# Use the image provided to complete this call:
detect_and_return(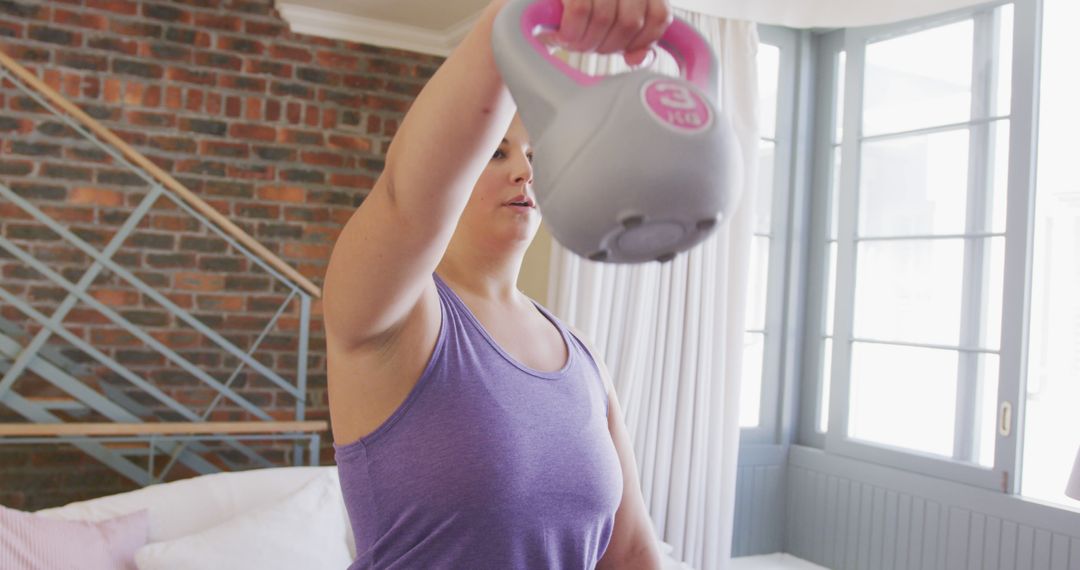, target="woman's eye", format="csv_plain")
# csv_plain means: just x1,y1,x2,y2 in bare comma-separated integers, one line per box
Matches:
492,149,506,160
527,154,534,163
